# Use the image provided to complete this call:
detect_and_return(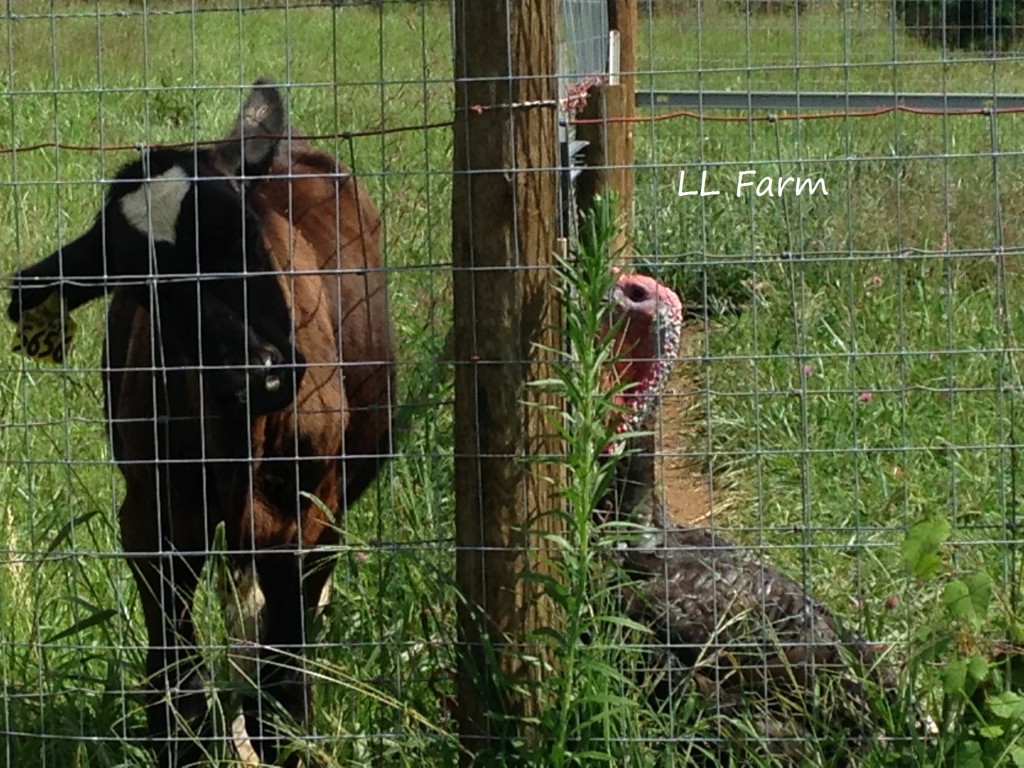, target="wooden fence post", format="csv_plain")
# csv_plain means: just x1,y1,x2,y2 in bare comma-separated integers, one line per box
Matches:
451,0,565,761
575,0,637,257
